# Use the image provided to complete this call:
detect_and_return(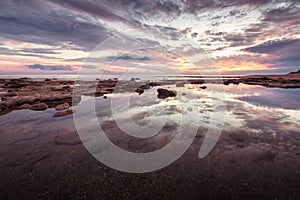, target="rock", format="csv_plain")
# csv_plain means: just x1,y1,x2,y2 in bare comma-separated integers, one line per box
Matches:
2,93,17,99
45,79,52,81
223,81,230,85
200,86,207,89
190,80,205,84
261,77,270,81
157,88,177,99
15,96,37,105
130,78,140,81
3,96,36,108
19,77,31,80
289,69,300,75
4,82,27,88
19,103,31,109
38,93,72,102
30,103,48,111
134,84,151,95
176,82,185,87
0,102,5,111
139,84,151,90
148,82,161,87
55,102,70,111
53,109,75,117
108,78,118,81
103,96,108,99
134,88,144,95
